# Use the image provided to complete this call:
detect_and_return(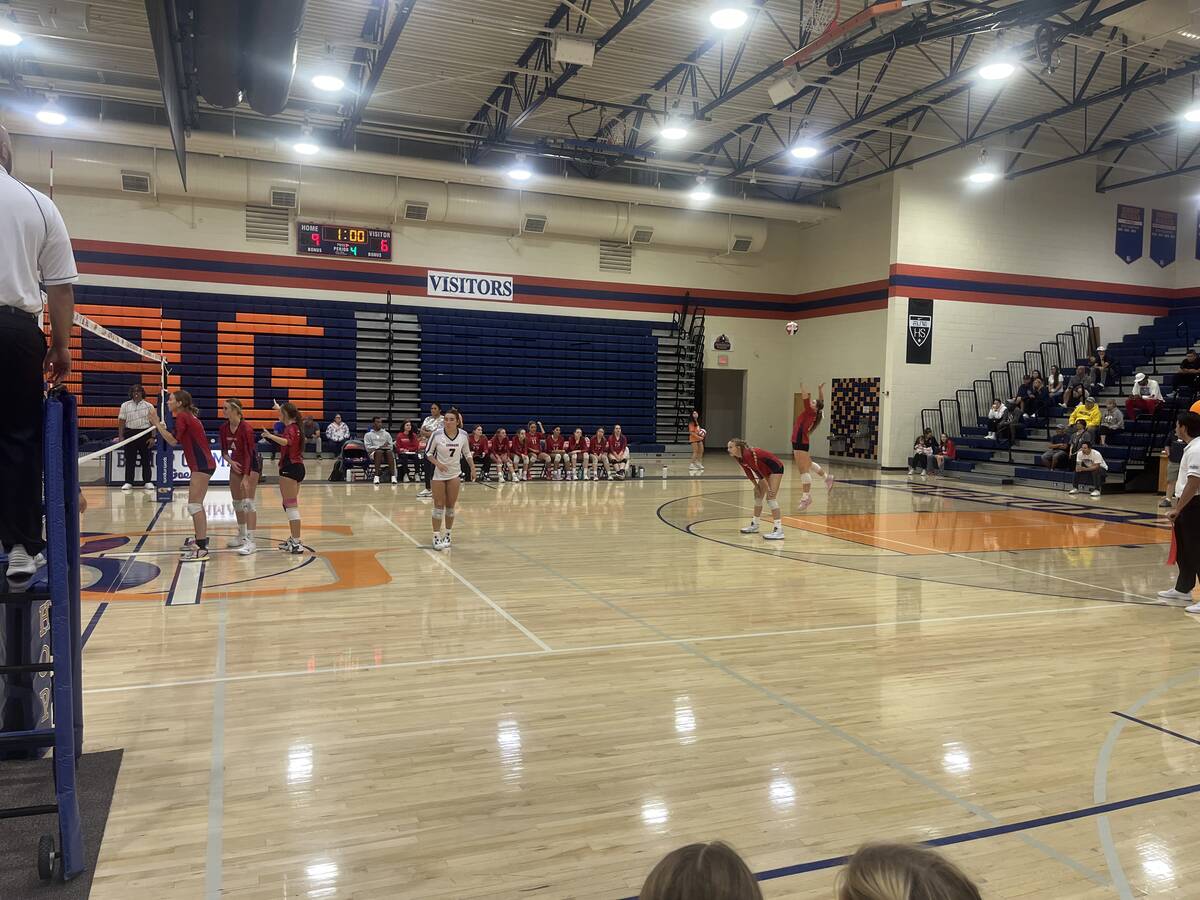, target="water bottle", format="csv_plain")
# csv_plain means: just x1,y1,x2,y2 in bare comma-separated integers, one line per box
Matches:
661,463,668,479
